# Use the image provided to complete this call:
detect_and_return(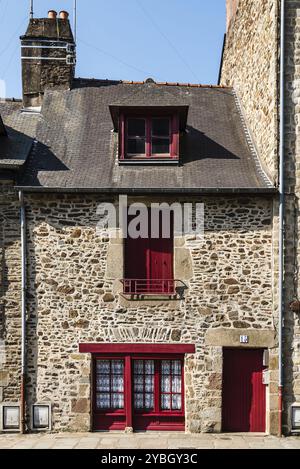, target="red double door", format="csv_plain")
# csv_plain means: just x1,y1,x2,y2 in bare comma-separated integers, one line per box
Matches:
92,356,185,432
222,348,267,432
